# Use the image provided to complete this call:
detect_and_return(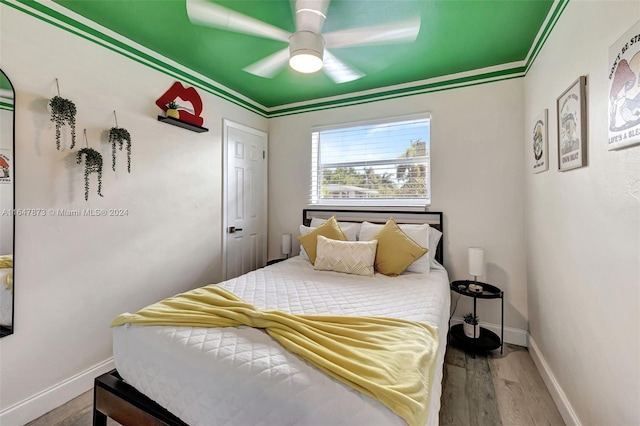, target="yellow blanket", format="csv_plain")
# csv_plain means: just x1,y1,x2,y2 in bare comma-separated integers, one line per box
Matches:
0,255,12,291
111,285,439,426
